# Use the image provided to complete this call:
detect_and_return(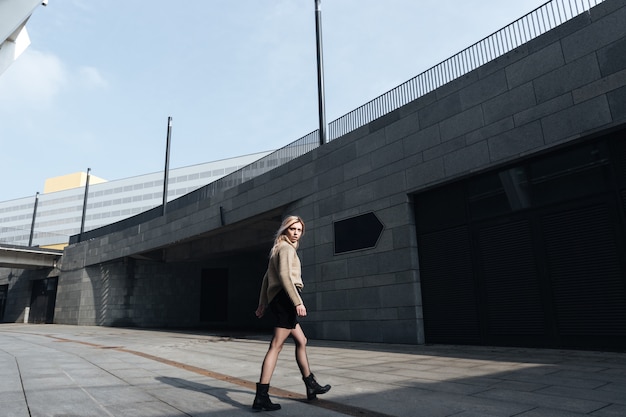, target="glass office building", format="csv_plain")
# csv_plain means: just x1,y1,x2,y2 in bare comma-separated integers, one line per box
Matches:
0,151,271,248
